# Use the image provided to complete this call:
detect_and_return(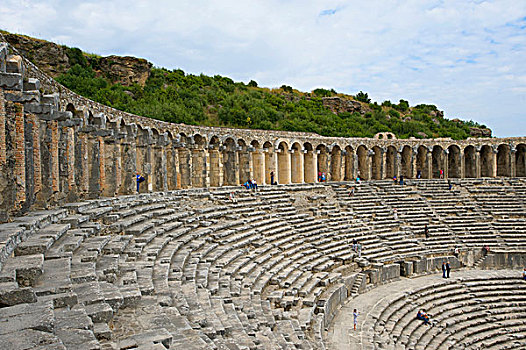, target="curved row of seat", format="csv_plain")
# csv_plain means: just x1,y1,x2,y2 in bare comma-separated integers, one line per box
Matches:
0,178,525,349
